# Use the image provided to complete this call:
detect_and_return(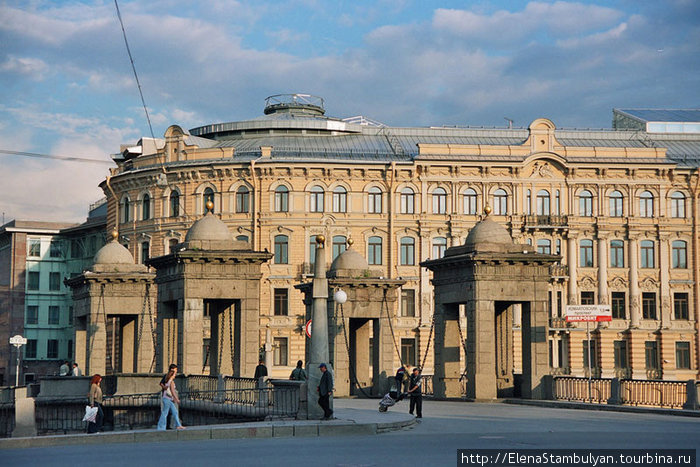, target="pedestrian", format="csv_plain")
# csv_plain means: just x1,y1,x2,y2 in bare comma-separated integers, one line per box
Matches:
317,363,333,420
254,359,268,380
394,365,407,394
87,374,104,433
72,362,82,377
59,361,70,377
290,360,307,381
408,367,423,418
157,363,185,431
